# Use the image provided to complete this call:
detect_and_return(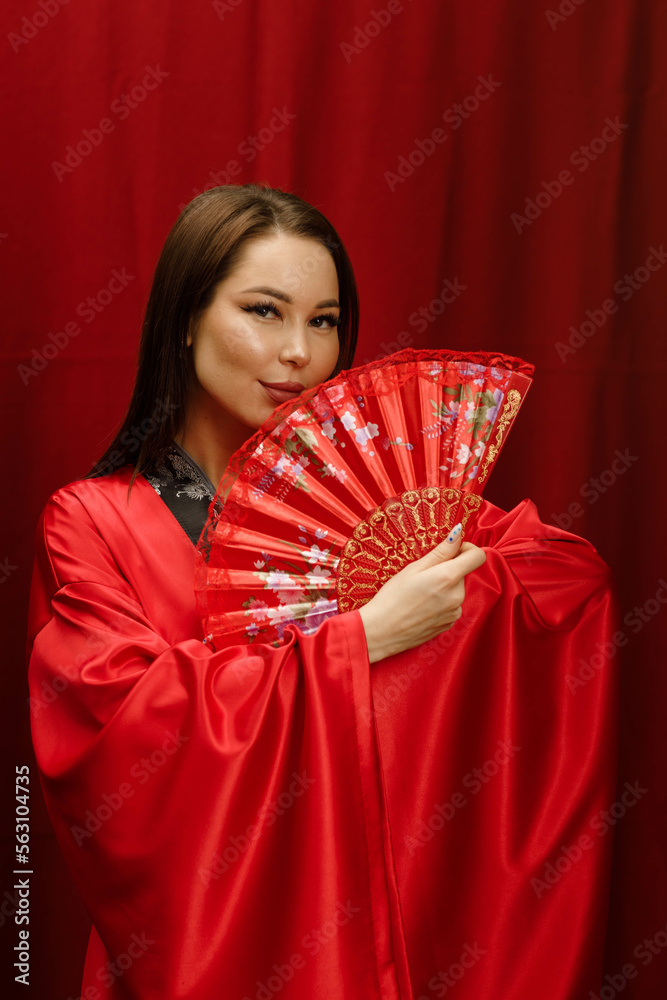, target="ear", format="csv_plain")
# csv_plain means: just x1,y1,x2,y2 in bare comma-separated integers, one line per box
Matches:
186,320,194,348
